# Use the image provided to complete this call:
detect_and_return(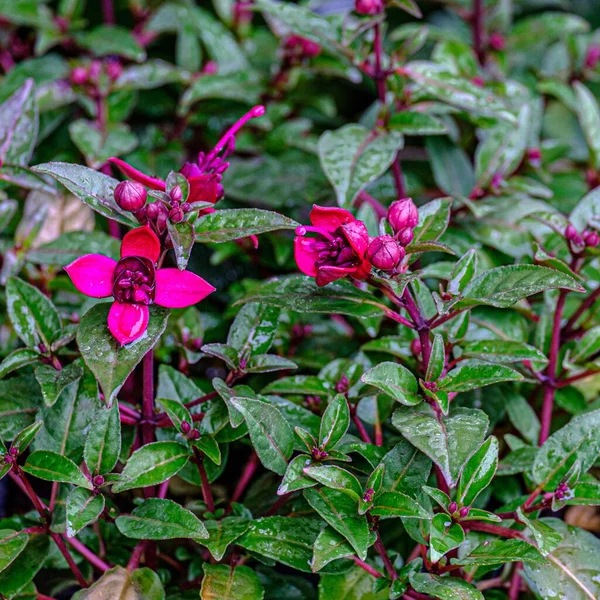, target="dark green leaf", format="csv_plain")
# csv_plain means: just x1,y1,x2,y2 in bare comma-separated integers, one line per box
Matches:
452,538,545,566
34,361,83,407
429,513,465,563
84,402,121,476
66,487,105,537
0,535,49,598
457,436,498,506
439,360,523,392
200,564,264,600
361,362,420,405
201,518,251,561
409,573,483,600
0,530,28,574
370,491,429,519
319,394,350,451
23,450,91,489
